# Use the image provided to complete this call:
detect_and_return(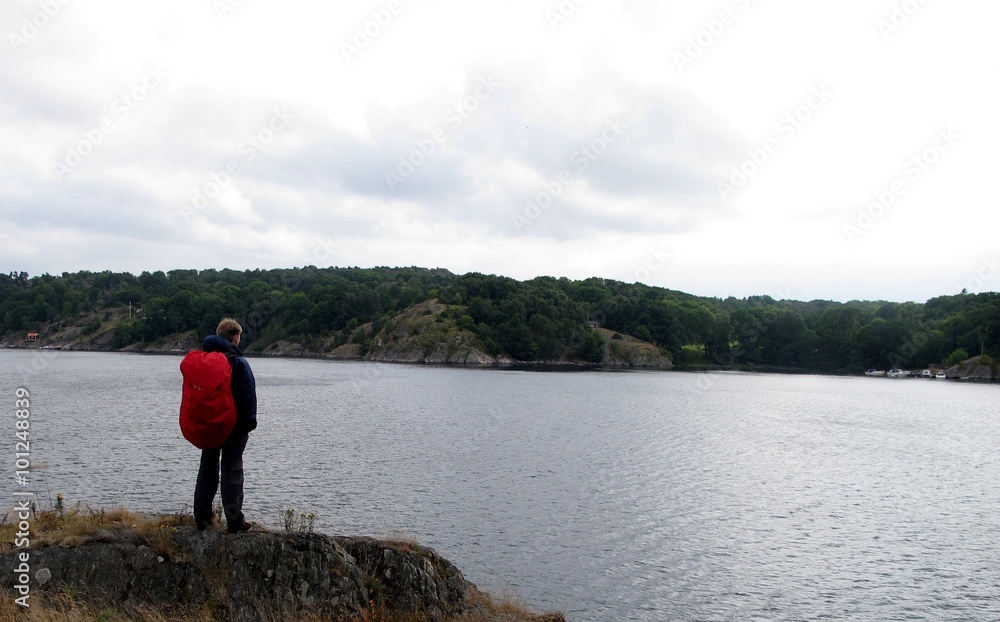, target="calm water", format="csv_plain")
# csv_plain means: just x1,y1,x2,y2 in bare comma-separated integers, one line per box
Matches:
3,350,1000,621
